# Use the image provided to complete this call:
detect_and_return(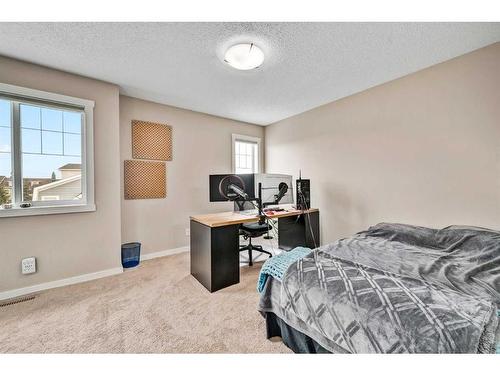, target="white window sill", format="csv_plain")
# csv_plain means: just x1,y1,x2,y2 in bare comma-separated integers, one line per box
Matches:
0,203,96,218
